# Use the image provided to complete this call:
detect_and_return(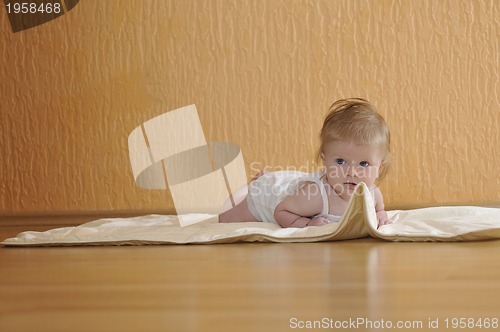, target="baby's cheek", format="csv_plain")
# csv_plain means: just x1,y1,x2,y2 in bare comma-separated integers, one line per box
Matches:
362,166,379,183
325,165,341,180
369,166,380,178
